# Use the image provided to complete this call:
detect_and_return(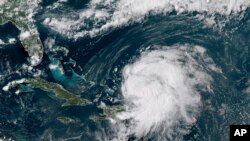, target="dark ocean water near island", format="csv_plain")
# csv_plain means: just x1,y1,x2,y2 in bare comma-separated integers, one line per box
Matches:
0,0,250,141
